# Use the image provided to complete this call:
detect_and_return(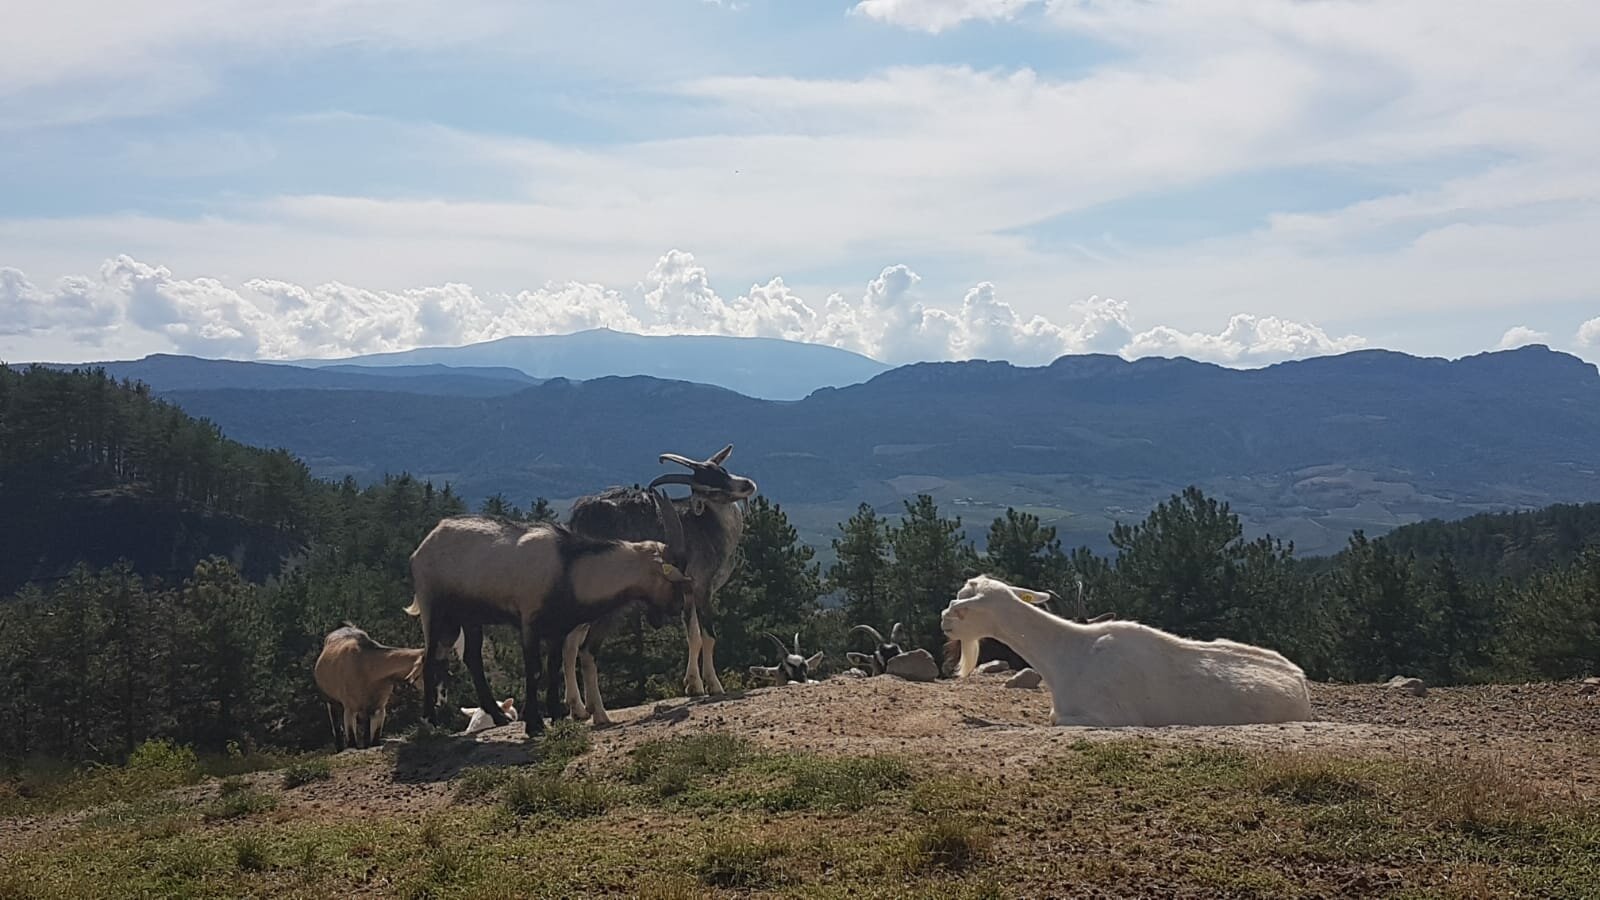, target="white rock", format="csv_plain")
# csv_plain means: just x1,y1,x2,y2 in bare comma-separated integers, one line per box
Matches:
976,660,1011,675
1005,668,1042,689
885,648,940,683
1578,677,1599,695
1385,675,1427,697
